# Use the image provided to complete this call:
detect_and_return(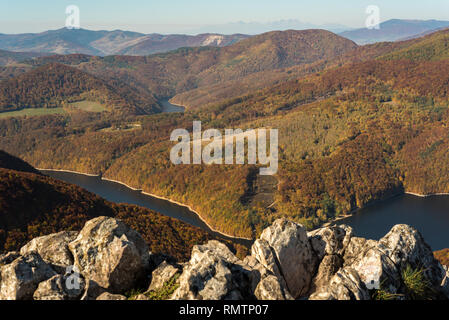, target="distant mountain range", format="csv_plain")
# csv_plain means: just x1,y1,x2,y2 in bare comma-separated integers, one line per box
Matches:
340,19,449,44
0,28,250,56
1,19,448,57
